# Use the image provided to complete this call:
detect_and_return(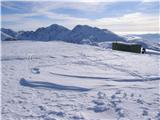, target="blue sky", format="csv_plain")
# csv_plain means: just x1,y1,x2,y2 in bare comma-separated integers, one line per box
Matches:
1,0,159,34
